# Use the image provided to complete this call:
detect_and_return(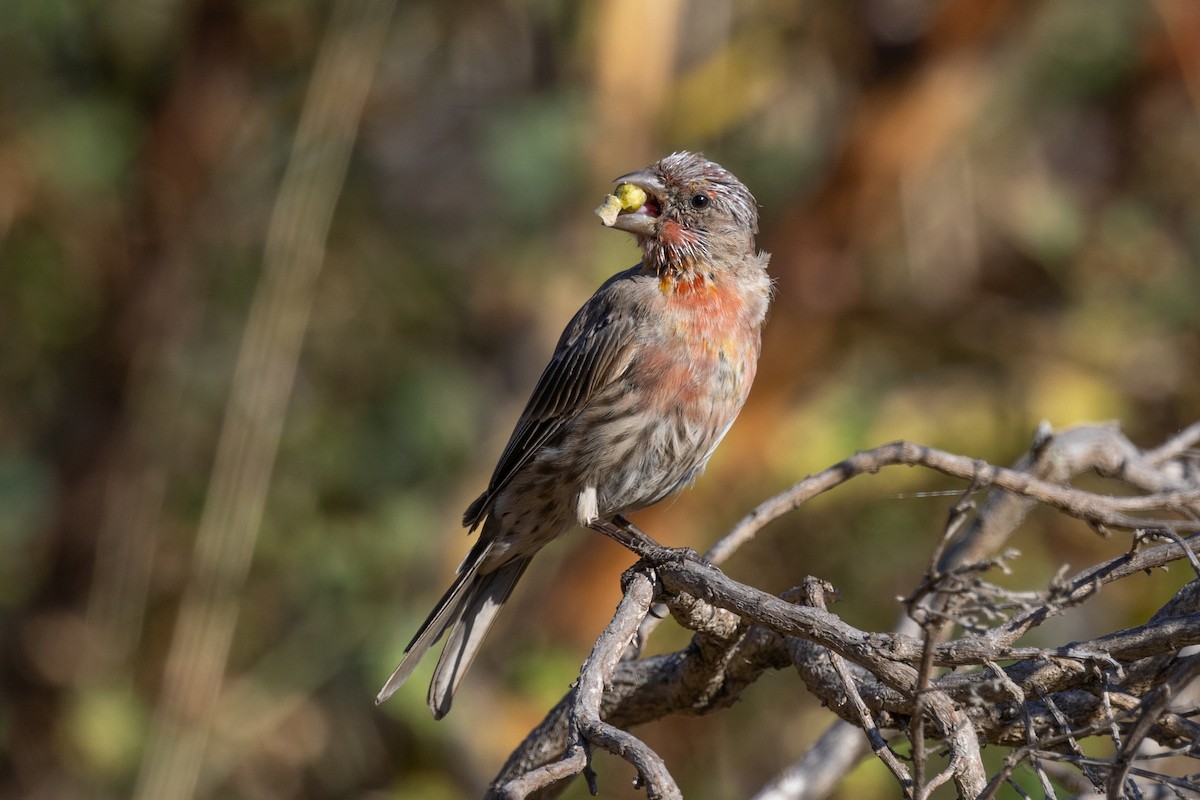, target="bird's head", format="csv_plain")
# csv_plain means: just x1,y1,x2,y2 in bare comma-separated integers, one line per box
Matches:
602,151,759,274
